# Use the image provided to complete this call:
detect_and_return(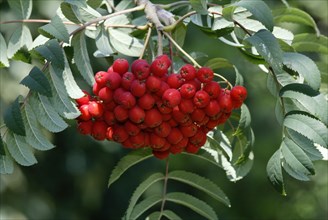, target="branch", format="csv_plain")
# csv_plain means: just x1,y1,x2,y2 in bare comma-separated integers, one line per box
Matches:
139,25,153,59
